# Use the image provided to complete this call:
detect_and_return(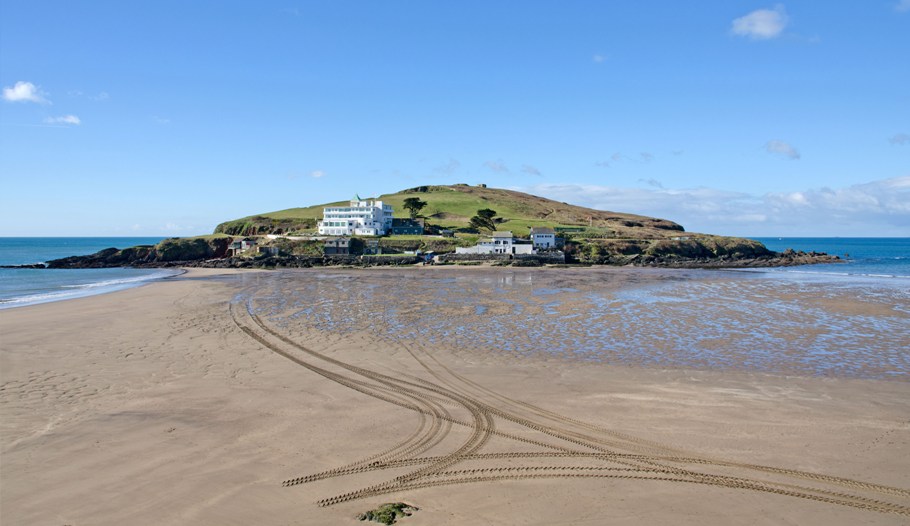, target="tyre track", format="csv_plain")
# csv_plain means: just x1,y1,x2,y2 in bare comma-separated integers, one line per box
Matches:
229,290,910,517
